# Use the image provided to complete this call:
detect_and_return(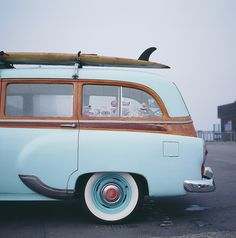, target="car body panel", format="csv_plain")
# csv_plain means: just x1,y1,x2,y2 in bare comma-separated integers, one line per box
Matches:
68,130,204,196
0,127,78,195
